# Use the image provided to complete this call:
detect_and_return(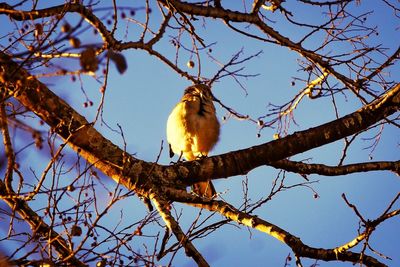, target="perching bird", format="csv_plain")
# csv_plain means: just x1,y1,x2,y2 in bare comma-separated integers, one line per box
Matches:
166,84,220,198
